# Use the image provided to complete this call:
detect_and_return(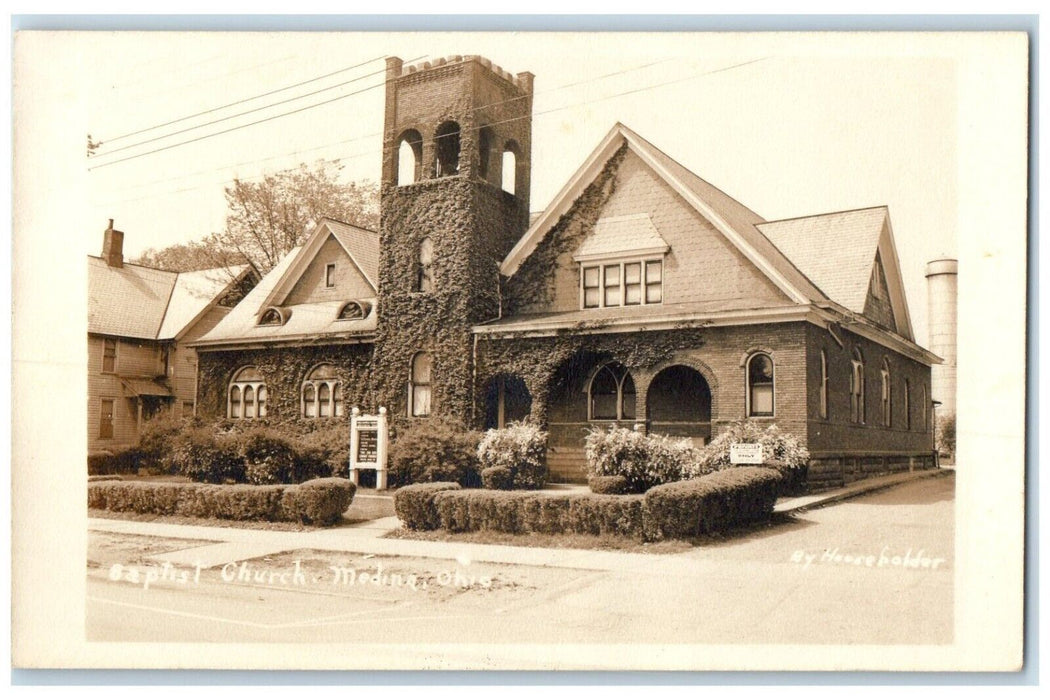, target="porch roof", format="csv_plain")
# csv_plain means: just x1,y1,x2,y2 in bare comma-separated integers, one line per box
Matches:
119,377,174,398
473,299,803,336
